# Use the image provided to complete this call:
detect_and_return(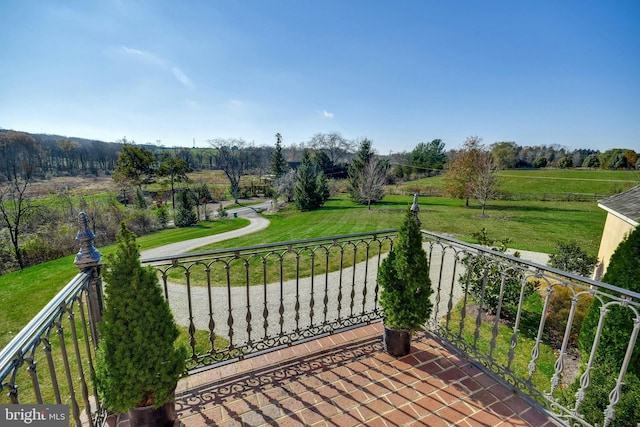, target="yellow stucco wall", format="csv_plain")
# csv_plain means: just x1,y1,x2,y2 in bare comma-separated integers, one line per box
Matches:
596,212,635,277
